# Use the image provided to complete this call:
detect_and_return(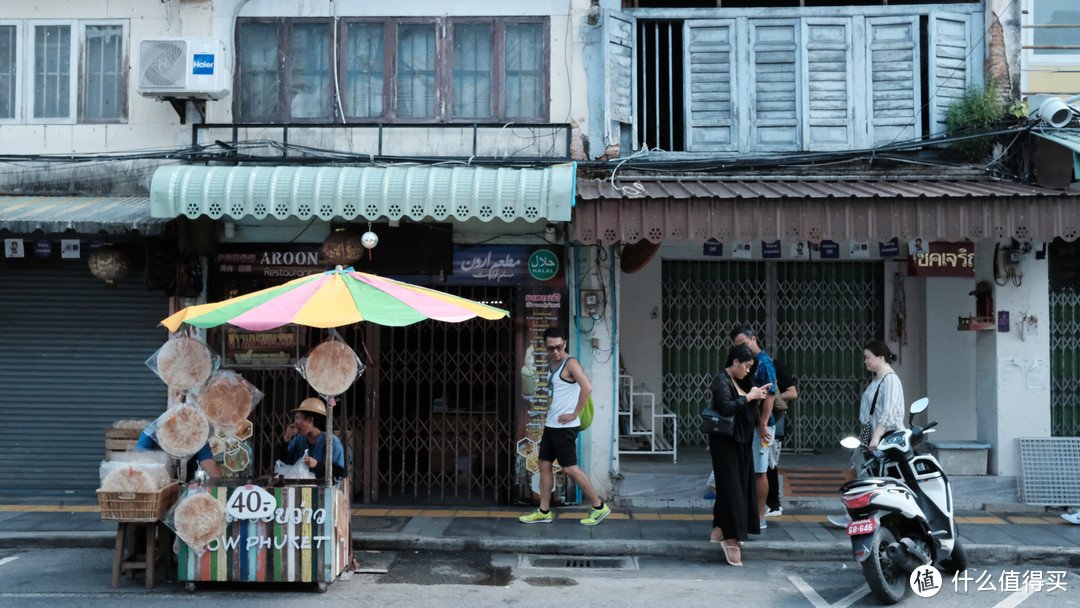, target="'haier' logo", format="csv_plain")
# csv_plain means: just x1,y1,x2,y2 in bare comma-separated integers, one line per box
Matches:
192,54,214,75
